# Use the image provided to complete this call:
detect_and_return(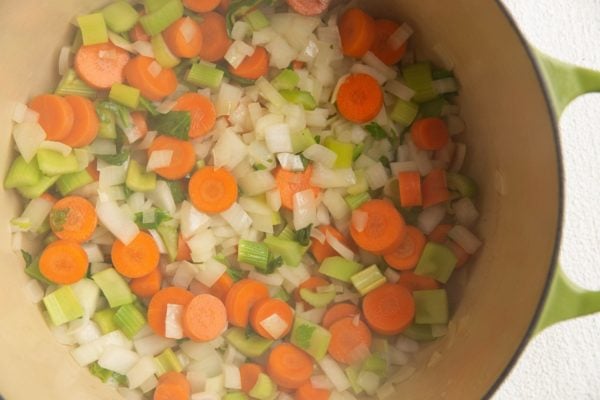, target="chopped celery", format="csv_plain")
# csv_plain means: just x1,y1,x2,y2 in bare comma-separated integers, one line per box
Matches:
271,69,299,91
157,219,178,262
96,103,118,139
102,1,139,33
135,208,172,229
151,33,181,68
249,373,276,400
347,170,369,195
319,256,363,283
17,175,60,199
225,327,274,358
447,172,478,198
92,268,135,308
140,0,184,36
186,62,224,88
402,62,438,103
114,303,147,338
56,168,94,196
290,317,331,361
154,348,183,375
351,265,386,296
414,242,457,283
361,354,388,378
419,97,448,118
126,160,157,192
77,13,108,45
43,286,85,326
145,0,171,12
299,288,336,308
36,149,80,176
413,289,449,324
92,308,118,335
272,288,291,302
352,143,364,161
109,83,140,109
4,156,42,189
345,192,371,210
325,137,354,169
224,393,249,400
139,97,159,117
237,239,270,271
55,69,96,98
276,225,295,241
89,362,114,382
263,235,308,267
390,98,419,126
244,9,270,30
279,89,317,110
402,324,437,341
290,128,316,153
345,365,364,395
